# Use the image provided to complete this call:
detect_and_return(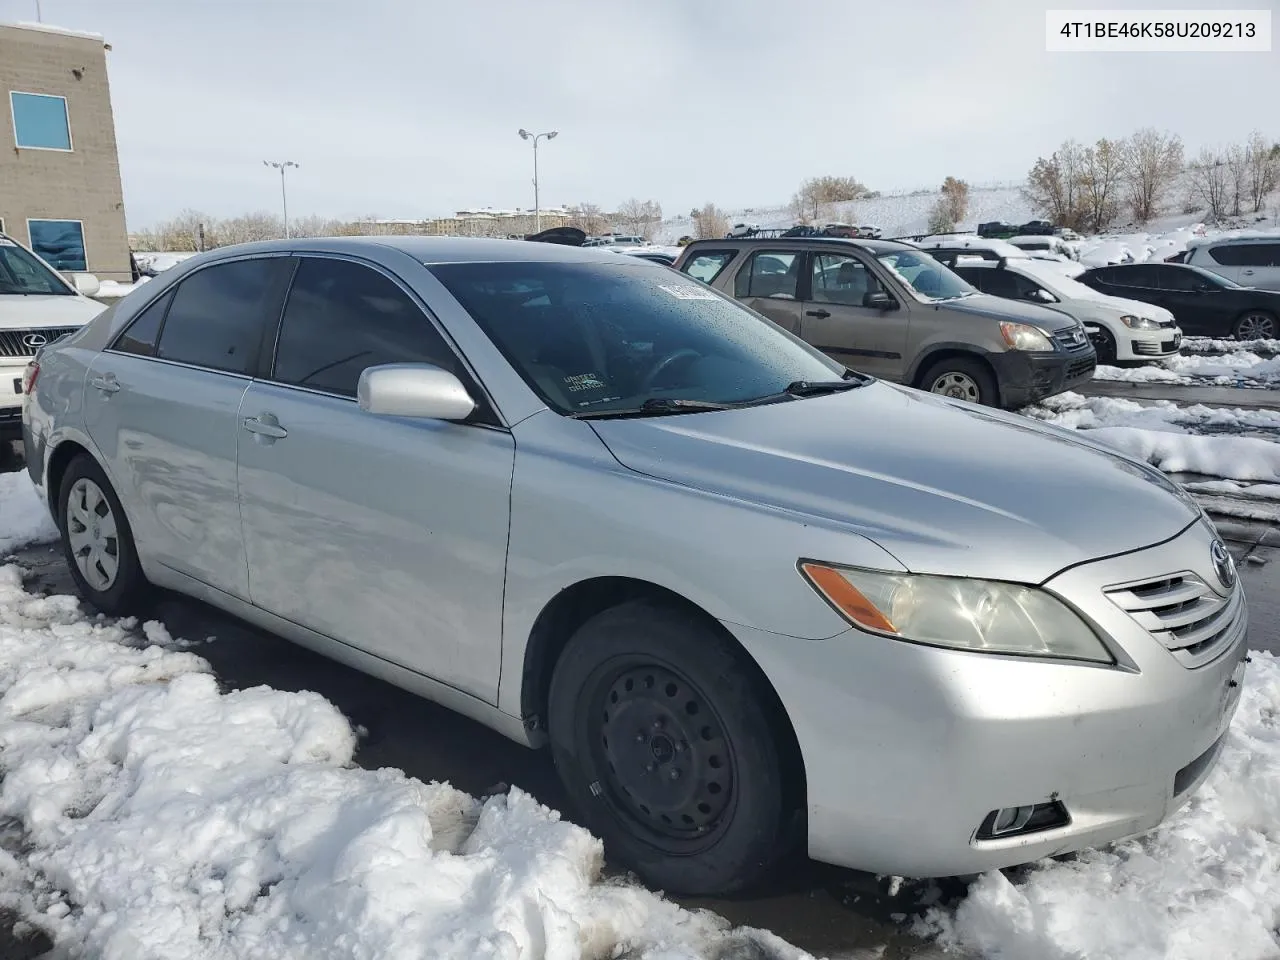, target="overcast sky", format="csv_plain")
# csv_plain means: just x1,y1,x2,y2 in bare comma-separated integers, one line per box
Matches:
3,0,1276,229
